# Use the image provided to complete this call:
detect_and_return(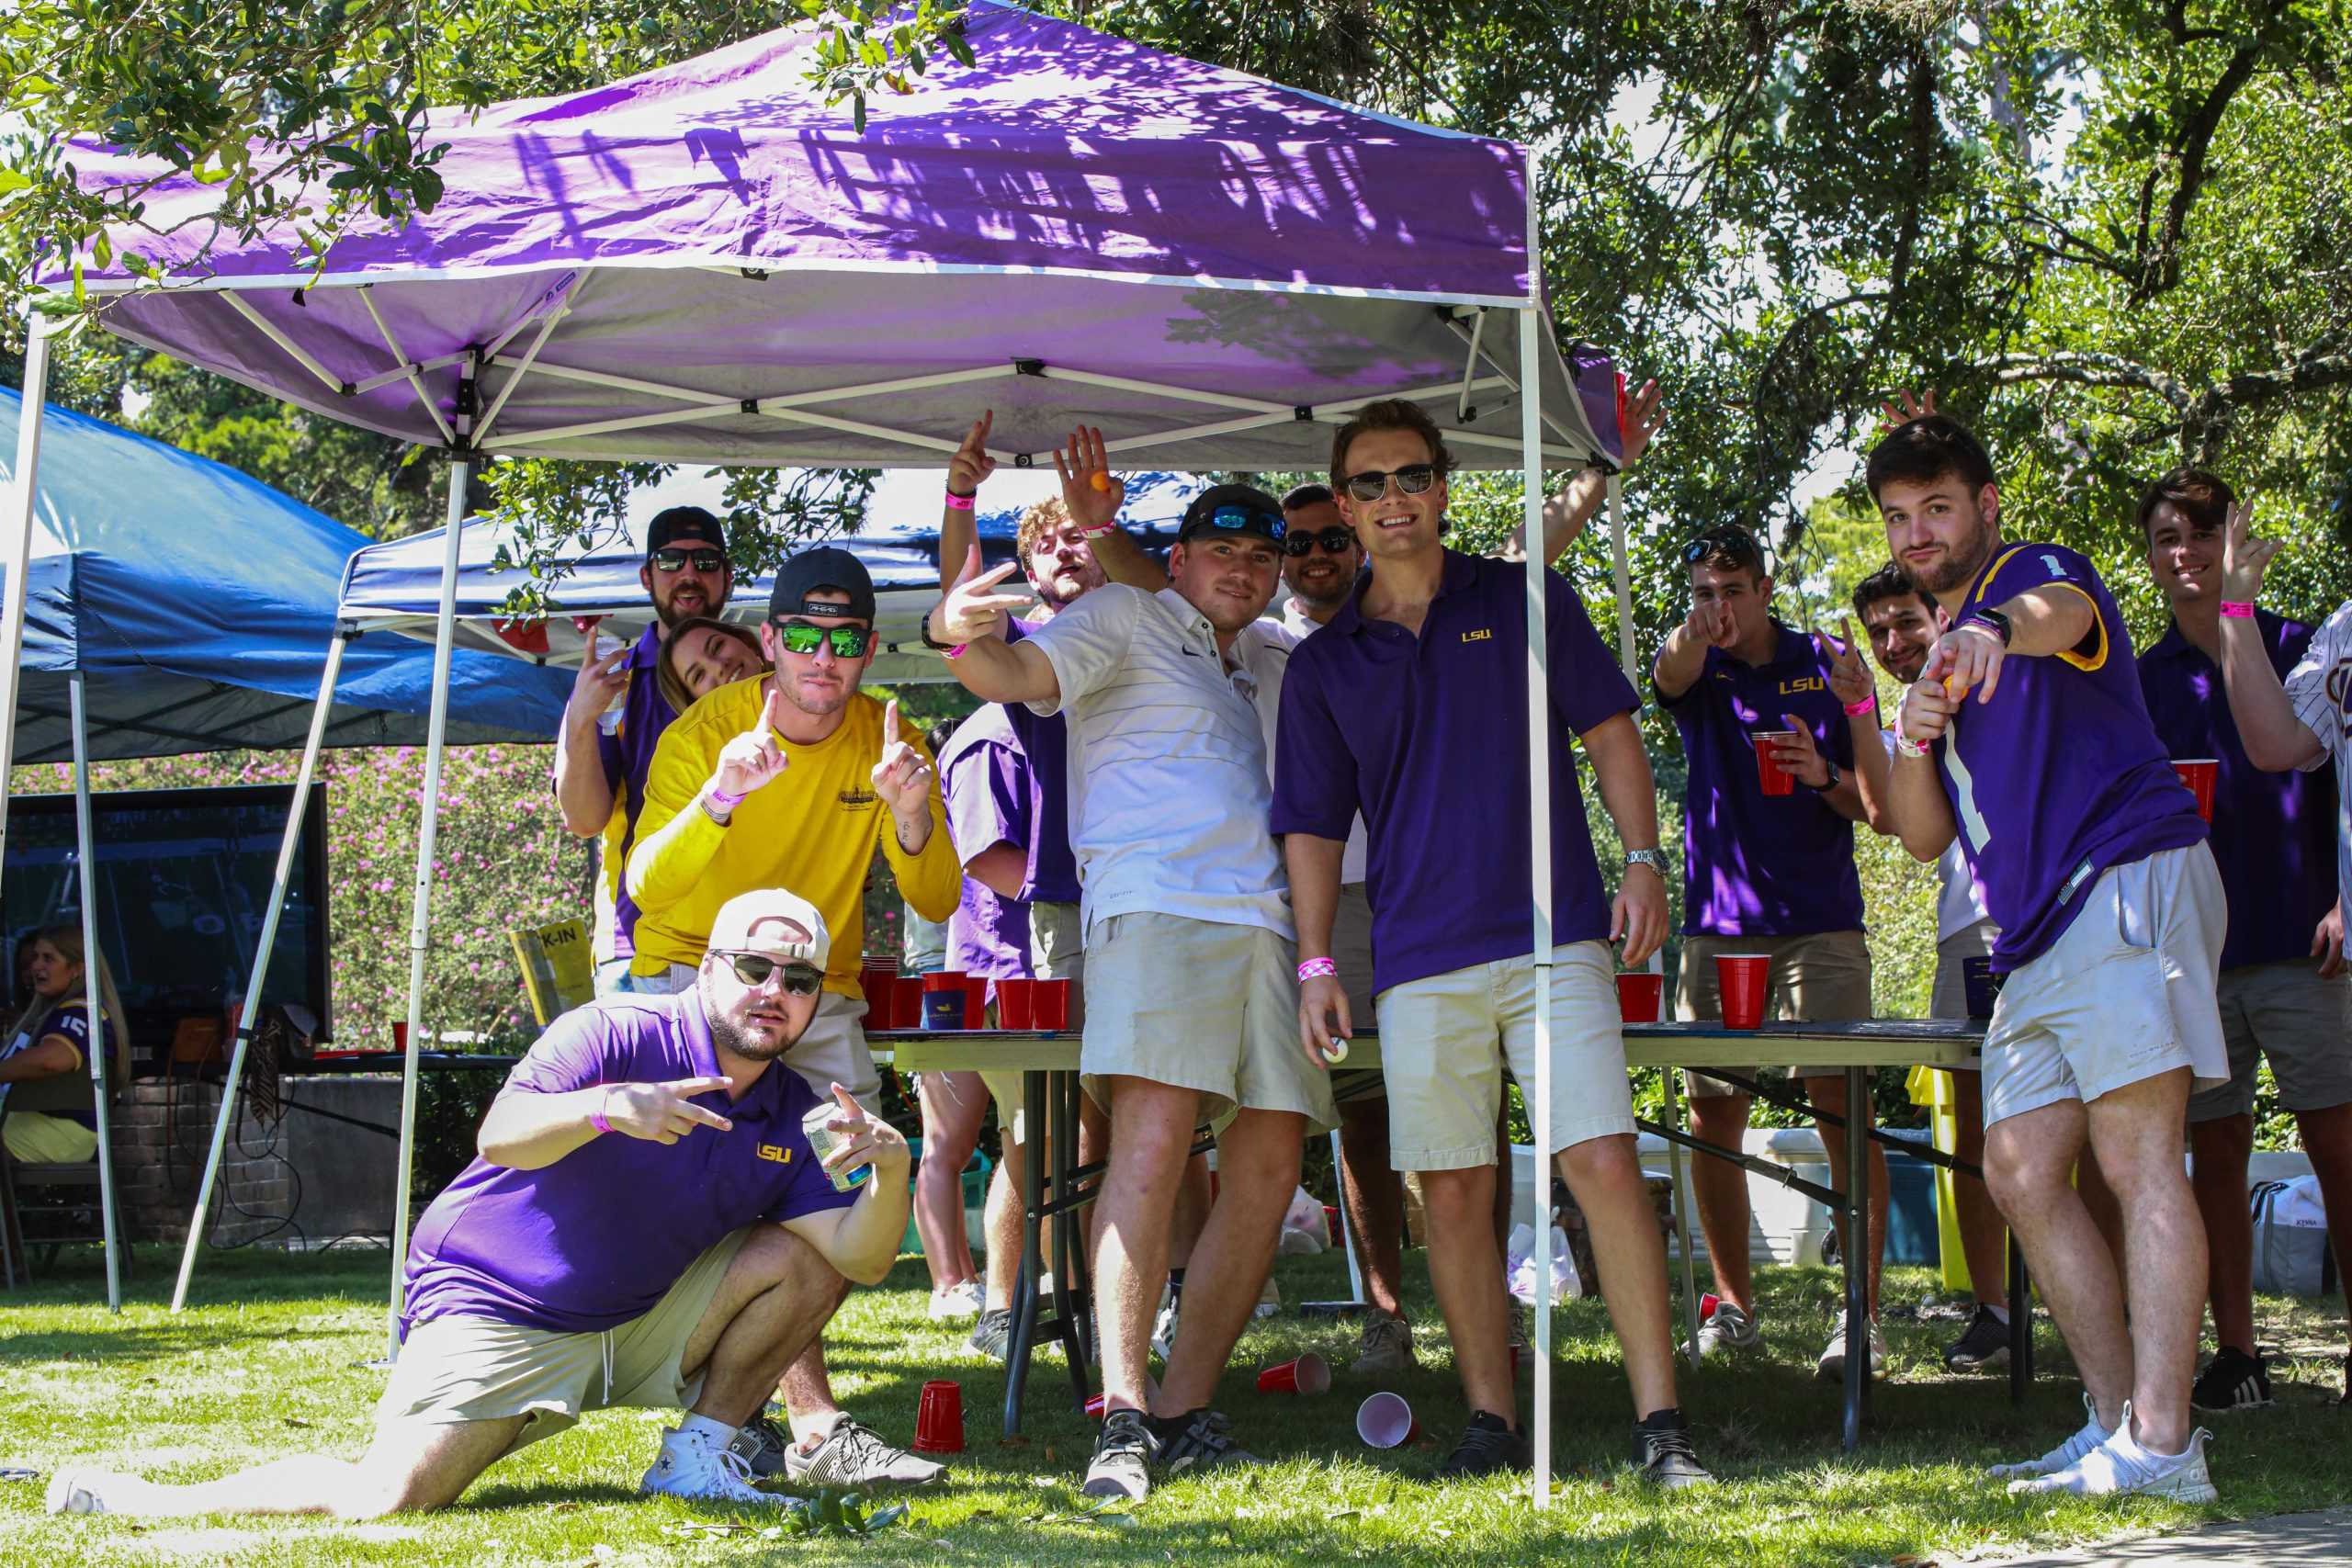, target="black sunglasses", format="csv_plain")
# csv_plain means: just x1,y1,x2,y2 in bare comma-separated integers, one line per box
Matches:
775,622,874,659
711,950,825,994
1681,529,1768,570
1193,505,1285,540
651,547,727,574
1340,463,1438,503
1283,525,1357,558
